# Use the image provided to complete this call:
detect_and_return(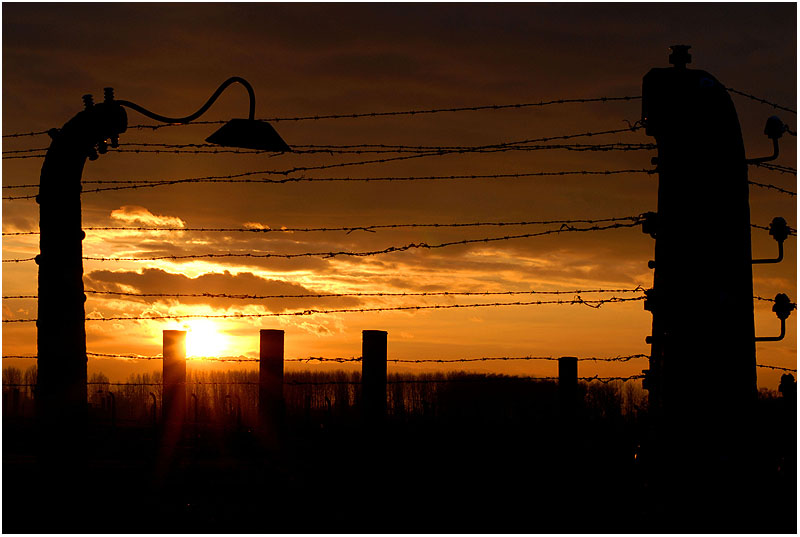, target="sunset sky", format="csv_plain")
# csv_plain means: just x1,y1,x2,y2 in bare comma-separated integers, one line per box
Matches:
2,3,796,387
